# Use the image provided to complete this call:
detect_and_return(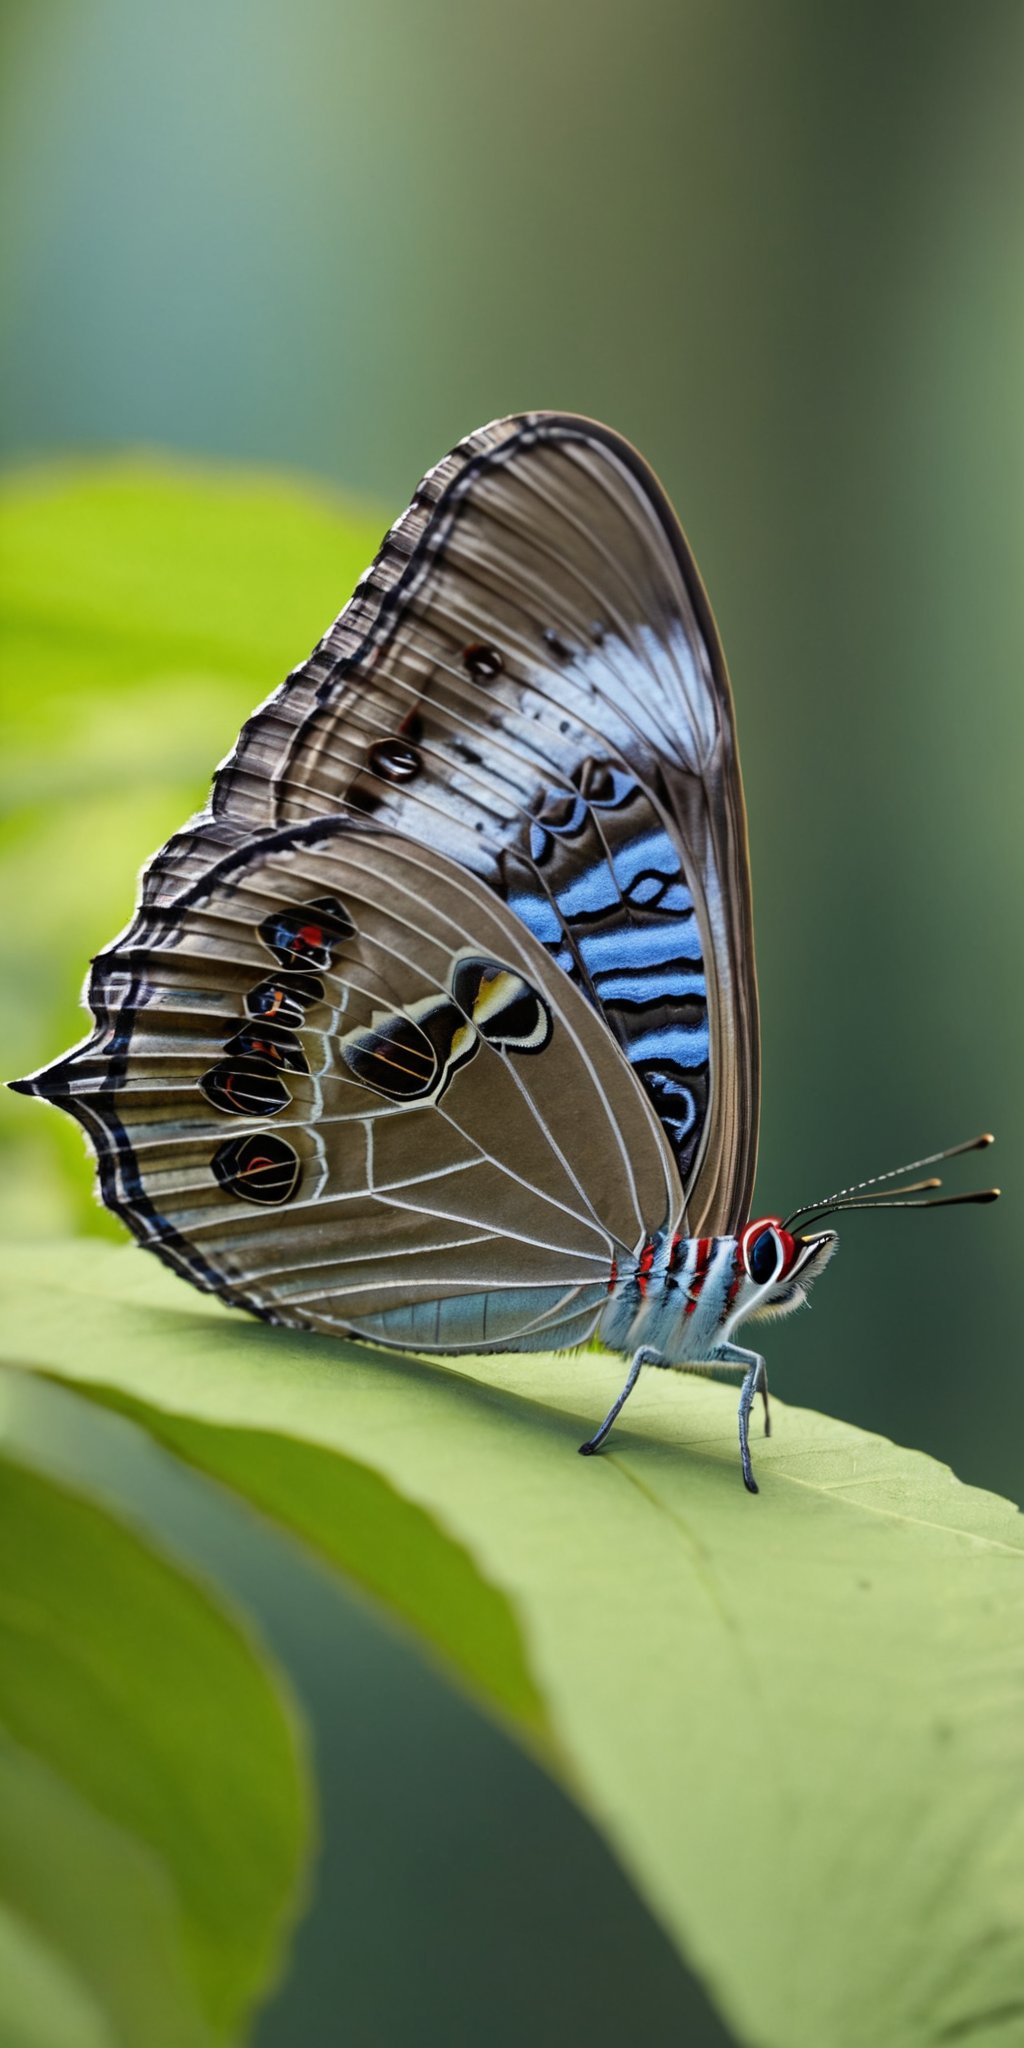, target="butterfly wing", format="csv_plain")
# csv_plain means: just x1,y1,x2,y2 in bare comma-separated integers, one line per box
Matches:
142,414,759,1235
24,821,679,1346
